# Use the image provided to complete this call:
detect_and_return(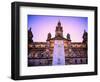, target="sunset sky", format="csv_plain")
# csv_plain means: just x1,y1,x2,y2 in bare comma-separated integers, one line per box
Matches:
28,15,88,42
